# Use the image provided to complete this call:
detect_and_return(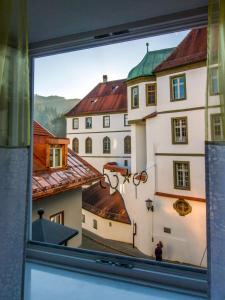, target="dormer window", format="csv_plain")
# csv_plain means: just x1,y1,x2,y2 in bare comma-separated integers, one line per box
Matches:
50,145,62,168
